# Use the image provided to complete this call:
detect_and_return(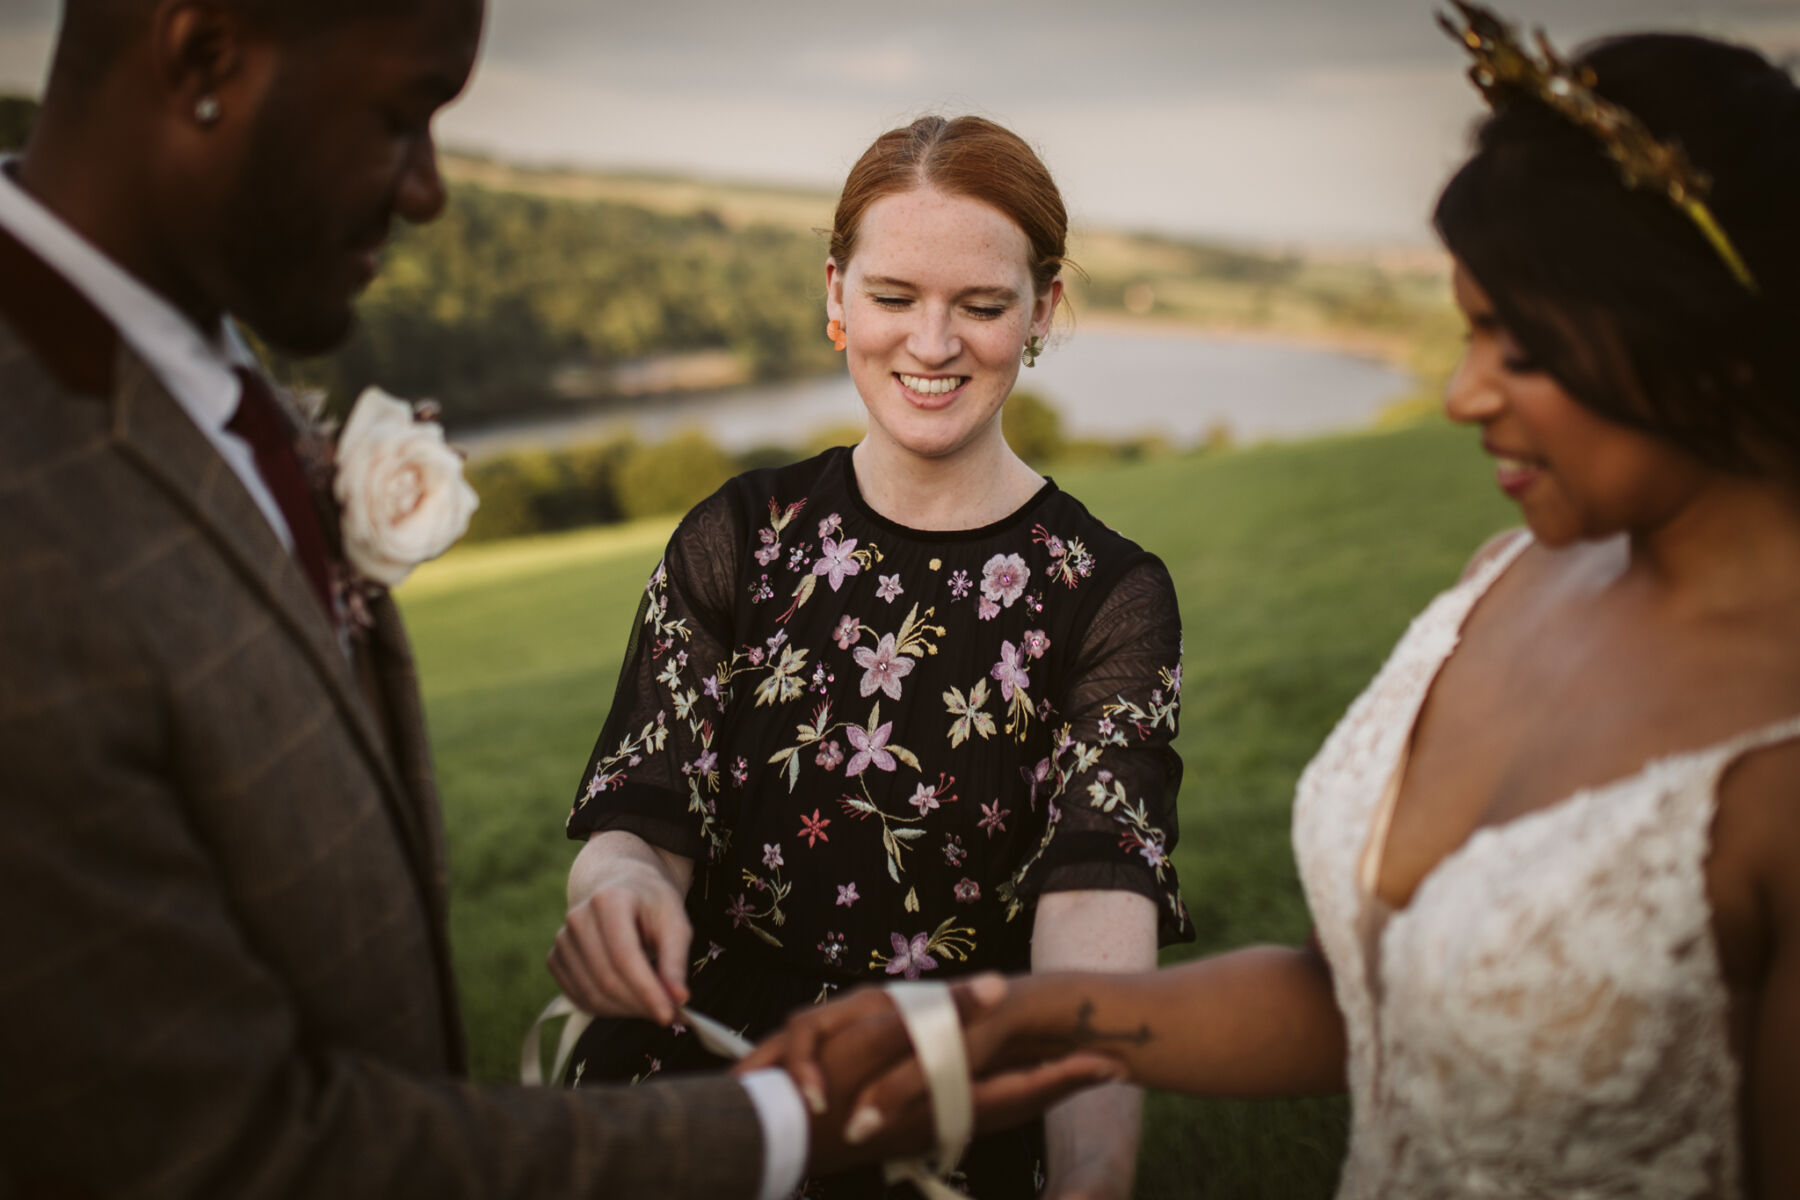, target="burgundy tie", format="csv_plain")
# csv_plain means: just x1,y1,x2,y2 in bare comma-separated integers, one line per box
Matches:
226,367,337,622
